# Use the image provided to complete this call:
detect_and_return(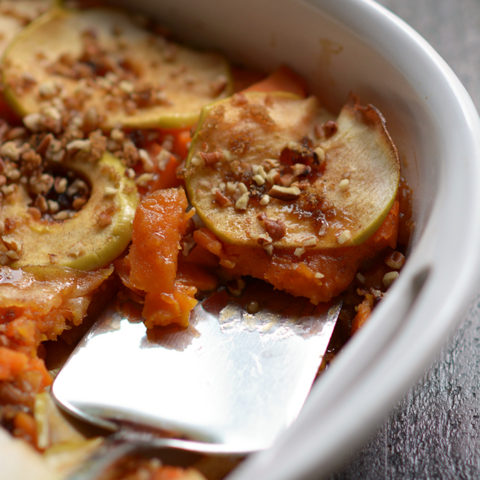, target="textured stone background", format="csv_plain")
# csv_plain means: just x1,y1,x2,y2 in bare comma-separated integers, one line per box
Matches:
330,1,480,478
